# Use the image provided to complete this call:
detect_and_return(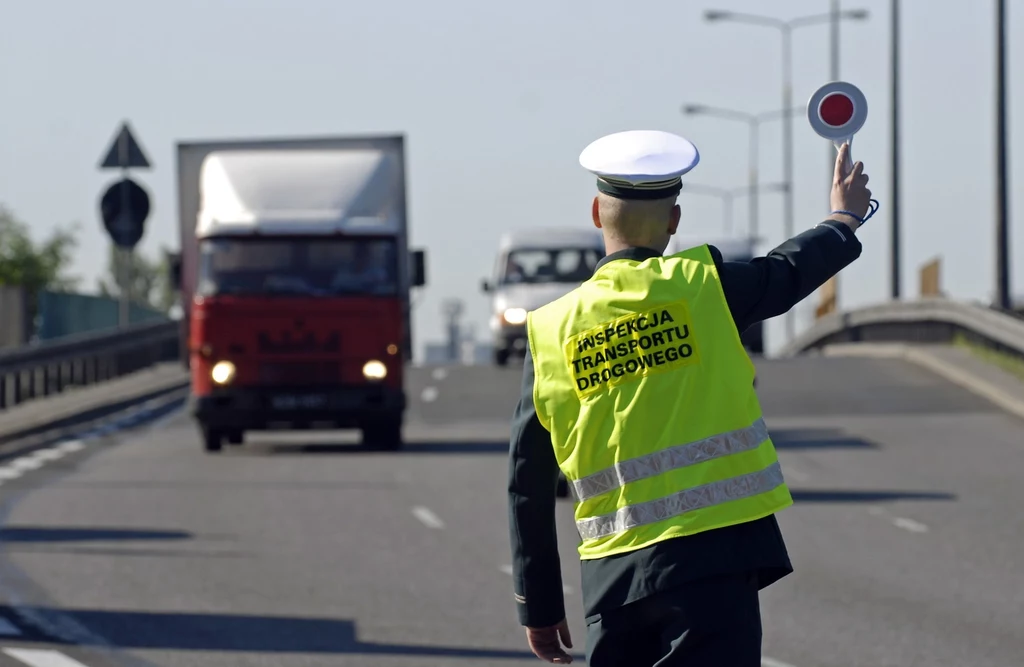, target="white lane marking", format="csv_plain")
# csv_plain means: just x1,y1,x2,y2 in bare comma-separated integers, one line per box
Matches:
892,517,929,533
56,440,85,454
3,648,92,666
421,386,439,403
412,506,445,529
432,368,448,381
0,468,23,480
31,449,65,462
762,658,798,667
0,617,23,635
500,565,573,594
868,505,929,533
8,457,44,471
